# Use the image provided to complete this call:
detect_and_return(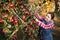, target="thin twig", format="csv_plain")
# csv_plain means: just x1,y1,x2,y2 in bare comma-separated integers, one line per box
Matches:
11,9,28,26
7,28,18,40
